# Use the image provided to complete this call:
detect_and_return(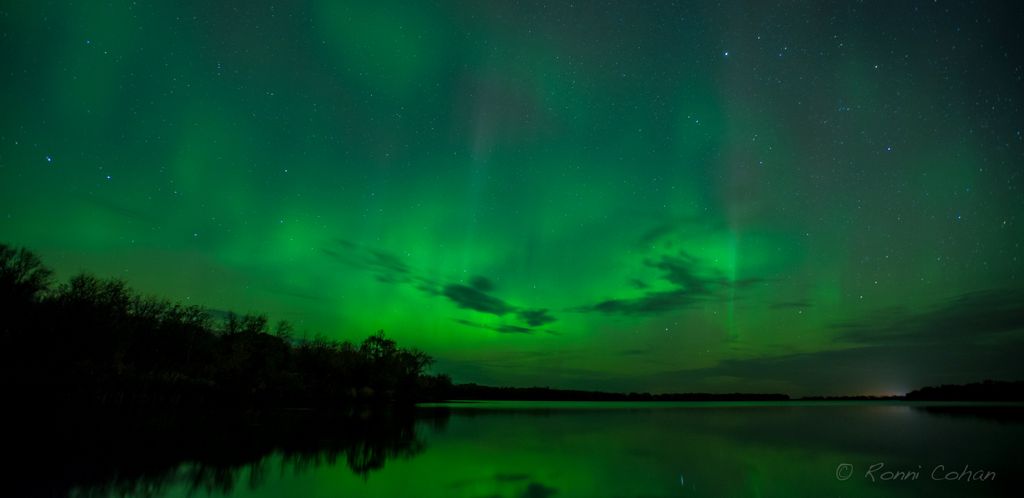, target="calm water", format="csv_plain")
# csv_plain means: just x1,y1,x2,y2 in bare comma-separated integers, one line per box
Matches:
38,402,1024,497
